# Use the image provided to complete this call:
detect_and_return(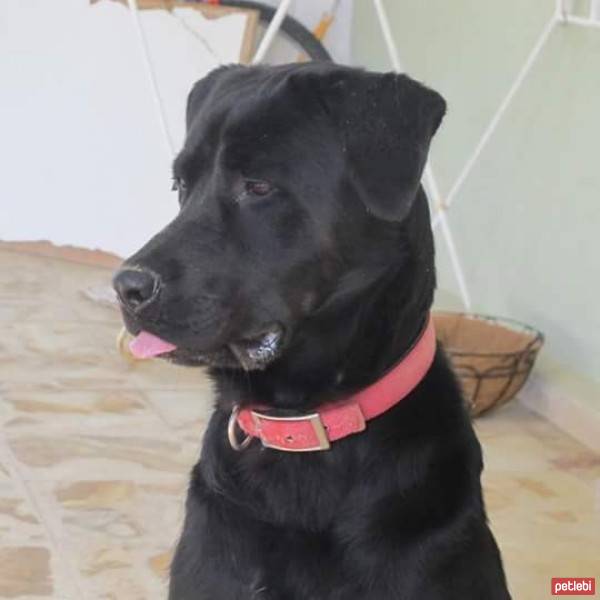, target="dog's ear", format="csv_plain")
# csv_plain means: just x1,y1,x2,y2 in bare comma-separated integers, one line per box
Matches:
320,70,446,221
185,65,241,130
